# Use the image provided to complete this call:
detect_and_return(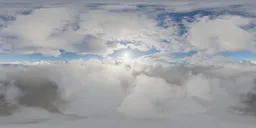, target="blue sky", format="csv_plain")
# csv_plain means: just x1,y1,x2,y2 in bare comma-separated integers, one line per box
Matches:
220,51,256,61
0,49,255,62
0,3,255,62
0,52,102,62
